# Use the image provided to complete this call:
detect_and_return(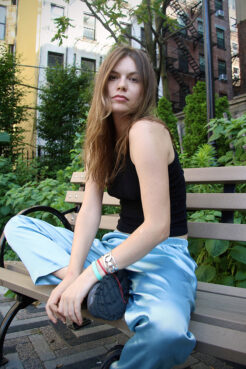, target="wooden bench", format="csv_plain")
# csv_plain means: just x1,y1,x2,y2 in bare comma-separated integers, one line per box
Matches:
0,166,246,366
